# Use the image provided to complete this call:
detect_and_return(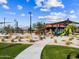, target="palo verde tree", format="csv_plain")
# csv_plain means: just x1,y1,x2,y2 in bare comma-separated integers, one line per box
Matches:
61,23,76,36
